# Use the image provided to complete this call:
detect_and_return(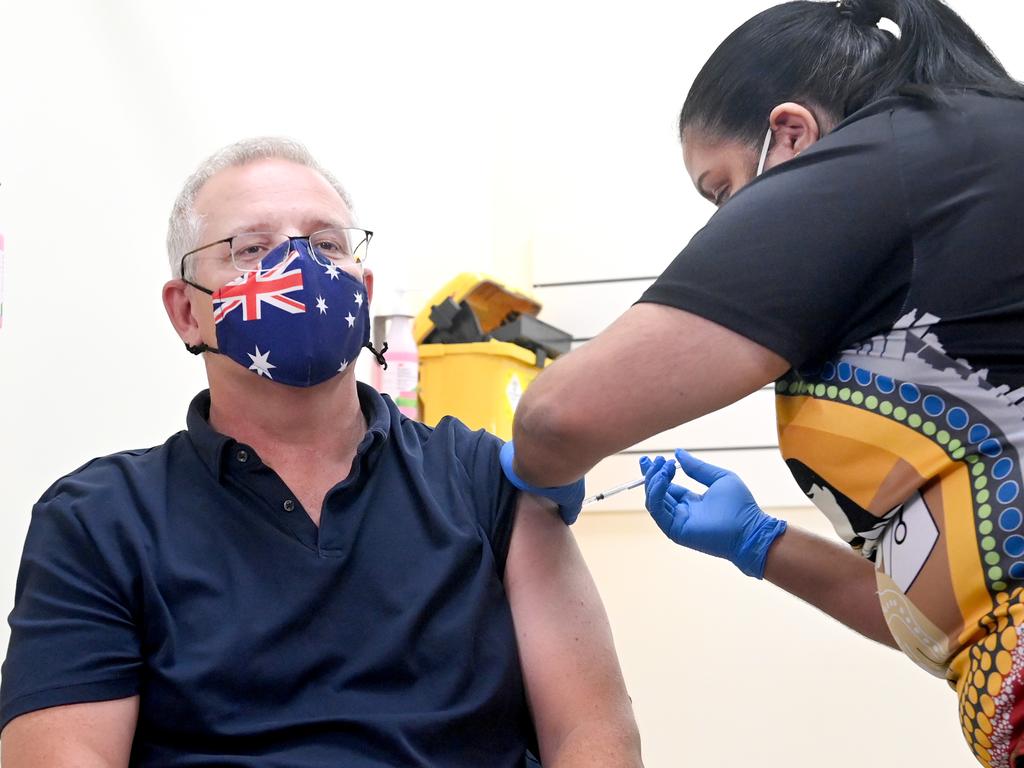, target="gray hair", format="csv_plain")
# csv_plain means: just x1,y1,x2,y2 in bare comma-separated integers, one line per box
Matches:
166,137,354,279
